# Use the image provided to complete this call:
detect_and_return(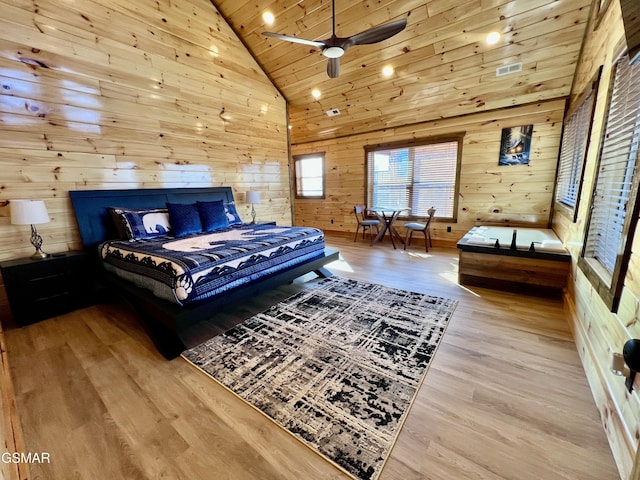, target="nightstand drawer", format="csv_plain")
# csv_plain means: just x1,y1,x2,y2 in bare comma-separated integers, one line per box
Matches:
0,251,94,326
